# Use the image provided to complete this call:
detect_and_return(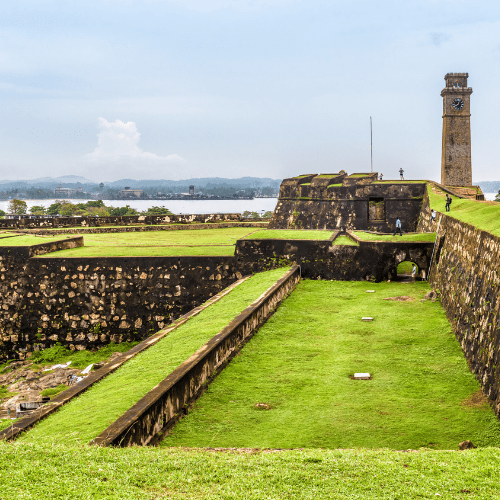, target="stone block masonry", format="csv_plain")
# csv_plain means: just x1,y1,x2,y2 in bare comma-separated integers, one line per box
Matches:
424,216,500,415
235,237,433,282
269,174,426,232
0,254,280,361
418,192,500,415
